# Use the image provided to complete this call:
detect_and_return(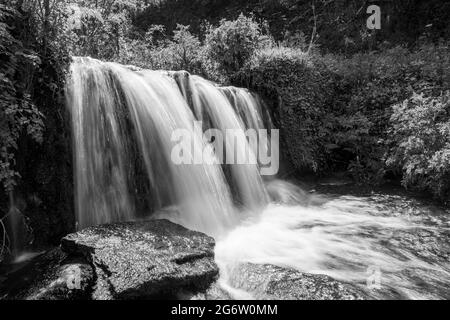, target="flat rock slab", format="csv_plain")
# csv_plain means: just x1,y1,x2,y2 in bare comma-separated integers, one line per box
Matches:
229,263,366,300
61,219,218,299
